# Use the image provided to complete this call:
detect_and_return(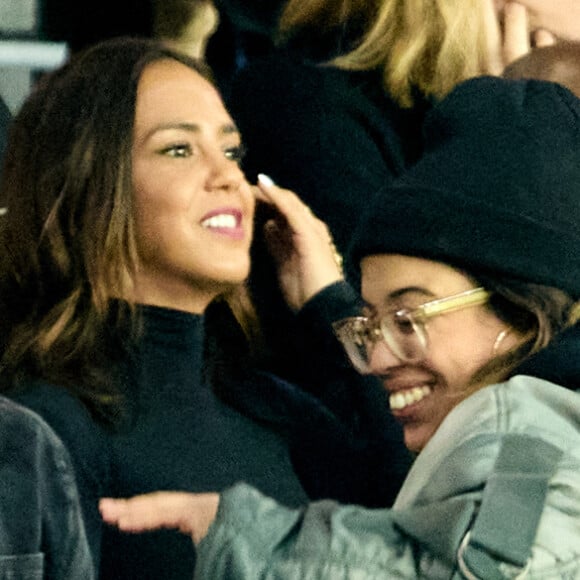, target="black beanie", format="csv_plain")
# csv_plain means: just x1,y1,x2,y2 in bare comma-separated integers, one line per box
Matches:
349,76,580,298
